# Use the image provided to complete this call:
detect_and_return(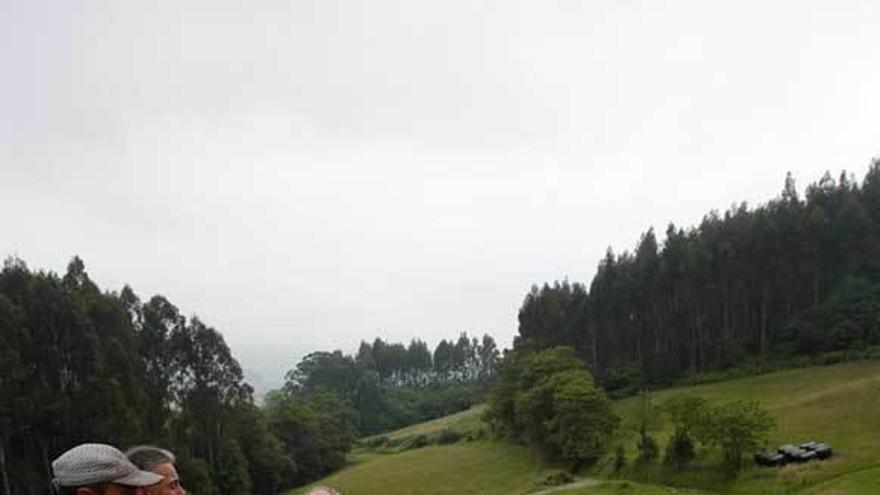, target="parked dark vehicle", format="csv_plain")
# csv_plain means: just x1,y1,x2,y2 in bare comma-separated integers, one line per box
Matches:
757,441,834,467
803,442,833,459
754,451,785,466
778,444,816,462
